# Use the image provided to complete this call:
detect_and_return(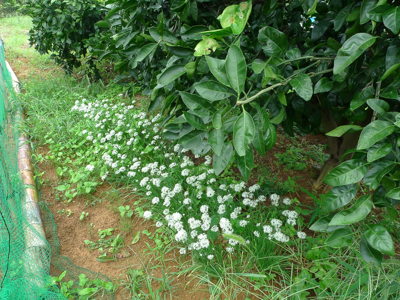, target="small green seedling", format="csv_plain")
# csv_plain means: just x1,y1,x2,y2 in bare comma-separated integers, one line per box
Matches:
80,211,89,220
118,205,133,218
